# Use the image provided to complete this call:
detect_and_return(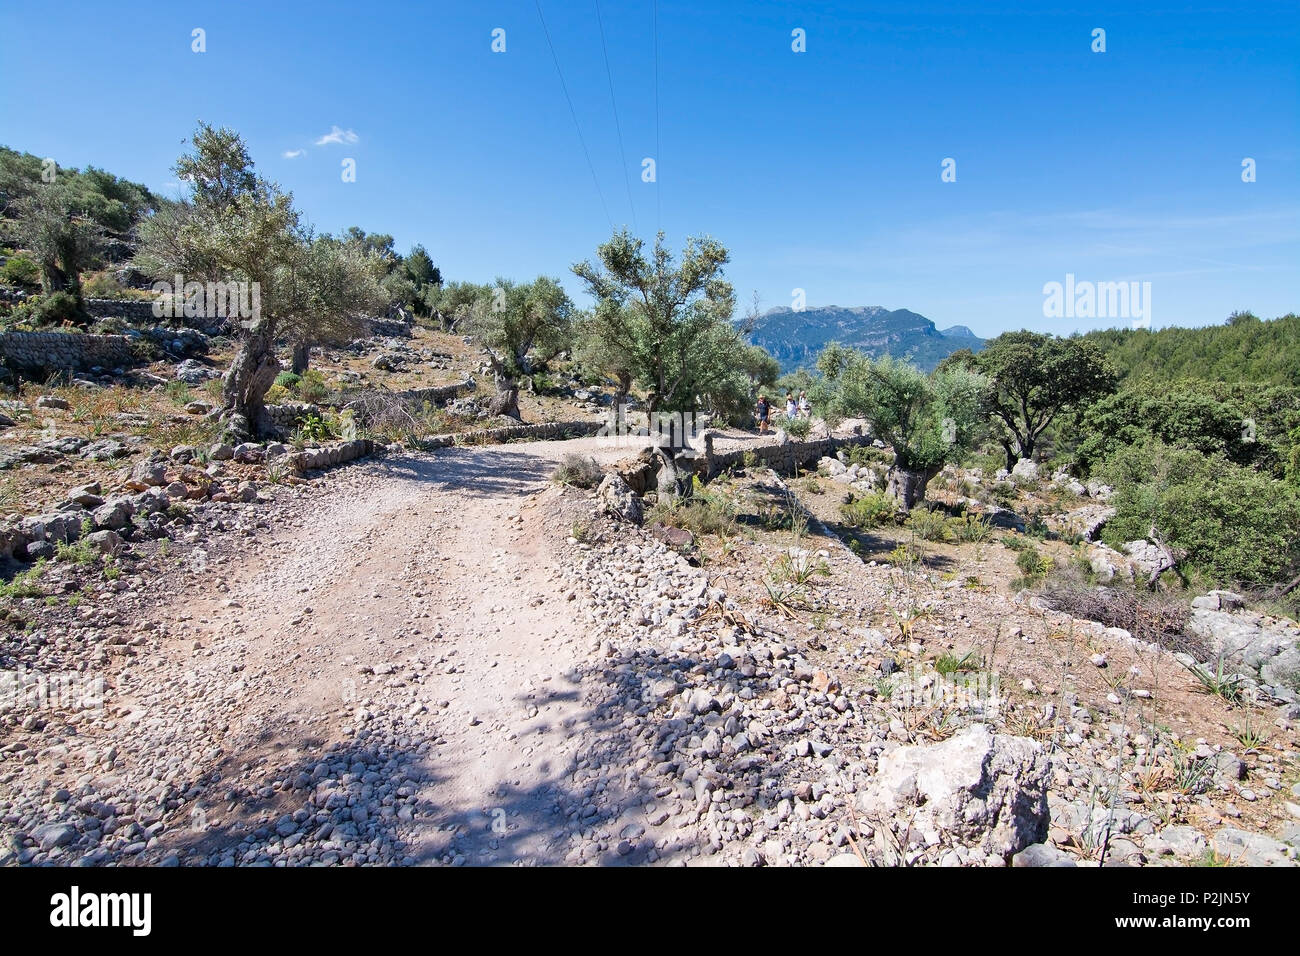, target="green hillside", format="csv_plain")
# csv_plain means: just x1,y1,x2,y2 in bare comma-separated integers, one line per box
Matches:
1081,312,1300,386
